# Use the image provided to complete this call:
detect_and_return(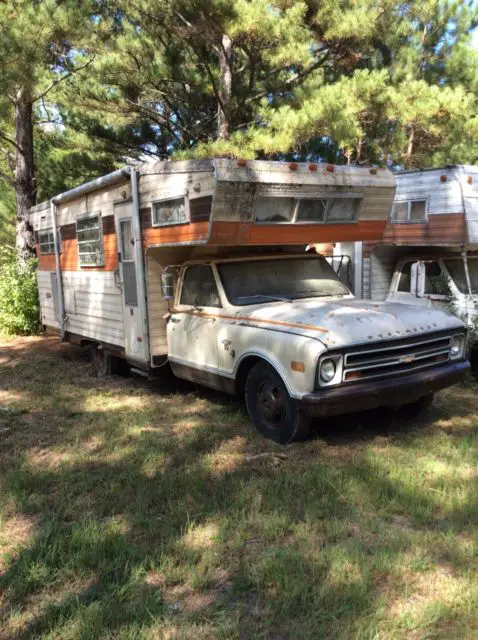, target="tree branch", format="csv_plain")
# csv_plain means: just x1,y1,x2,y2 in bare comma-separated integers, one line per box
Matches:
0,130,23,154
33,57,96,103
246,53,330,105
